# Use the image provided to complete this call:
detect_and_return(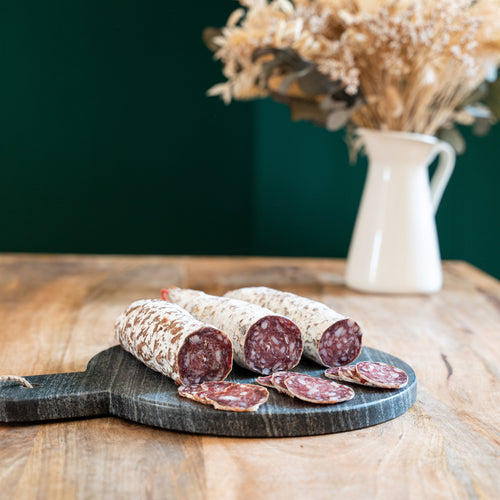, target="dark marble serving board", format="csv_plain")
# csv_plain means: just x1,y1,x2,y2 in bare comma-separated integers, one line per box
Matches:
0,345,417,437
